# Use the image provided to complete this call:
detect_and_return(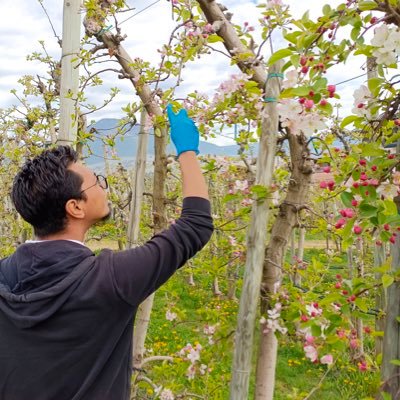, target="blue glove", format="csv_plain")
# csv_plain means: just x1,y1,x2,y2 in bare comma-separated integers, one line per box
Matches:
167,104,200,157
